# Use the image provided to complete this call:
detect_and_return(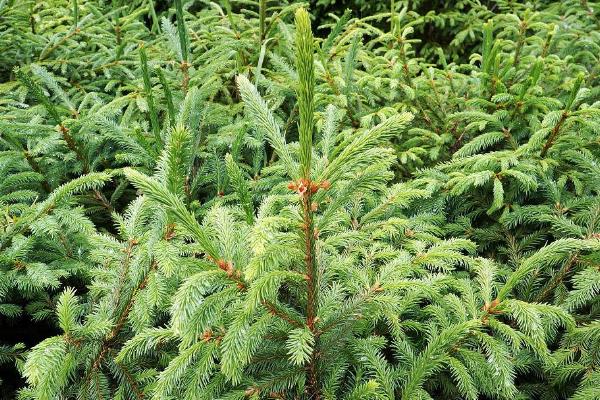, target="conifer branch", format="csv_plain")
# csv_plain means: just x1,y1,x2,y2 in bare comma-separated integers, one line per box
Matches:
156,66,176,128
72,0,78,28
174,0,190,93
147,0,160,34
540,75,583,157
259,0,267,43
23,150,51,193
294,8,321,400
139,44,162,148
296,9,315,181
539,111,568,157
